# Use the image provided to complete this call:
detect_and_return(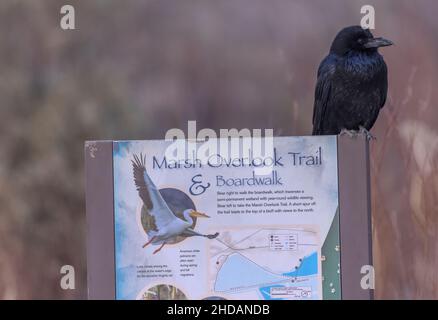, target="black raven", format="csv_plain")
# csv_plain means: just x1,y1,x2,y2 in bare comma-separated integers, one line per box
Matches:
312,26,392,138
